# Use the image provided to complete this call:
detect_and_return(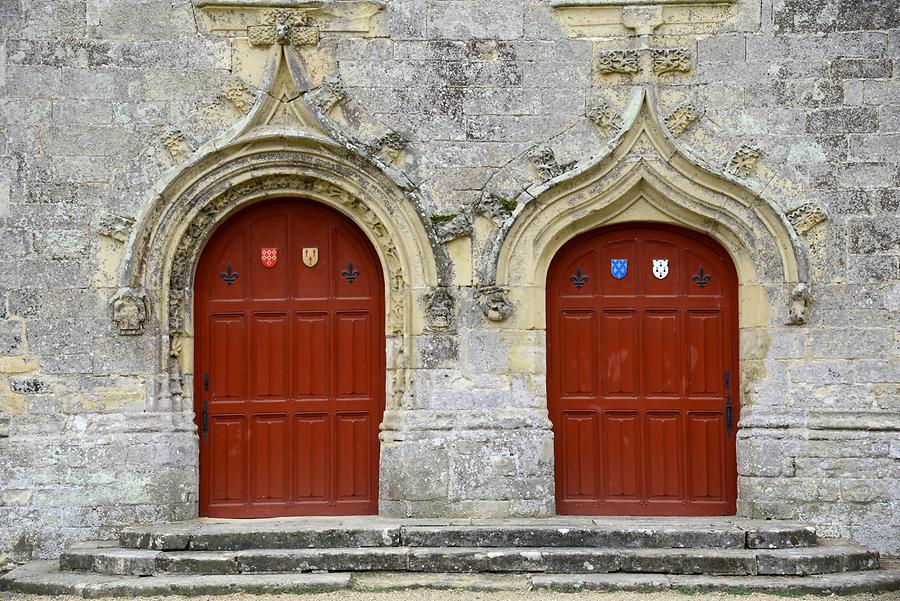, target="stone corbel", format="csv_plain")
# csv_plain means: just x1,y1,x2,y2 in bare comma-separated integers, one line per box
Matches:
109,287,150,336
476,285,513,322
432,213,473,244
786,201,828,235
787,283,811,326
424,287,455,332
